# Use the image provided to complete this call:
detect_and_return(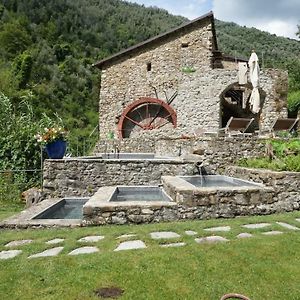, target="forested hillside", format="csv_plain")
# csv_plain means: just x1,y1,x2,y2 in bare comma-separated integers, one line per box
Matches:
0,0,299,153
